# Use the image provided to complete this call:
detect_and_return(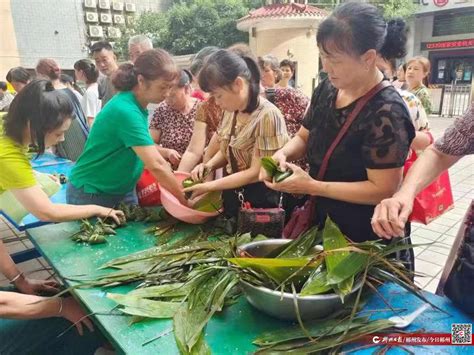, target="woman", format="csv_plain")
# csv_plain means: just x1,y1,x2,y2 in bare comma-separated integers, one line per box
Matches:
5,66,31,93
67,49,186,207
260,3,415,250
36,58,89,161
179,46,222,172
183,49,291,218
258,55,310,169
0,79,123,354
372,105,473,311
392,63,407,90
406,56,432,115
149,69,198,168
59,74,83,102
74,59,101,127
278,59,295,88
